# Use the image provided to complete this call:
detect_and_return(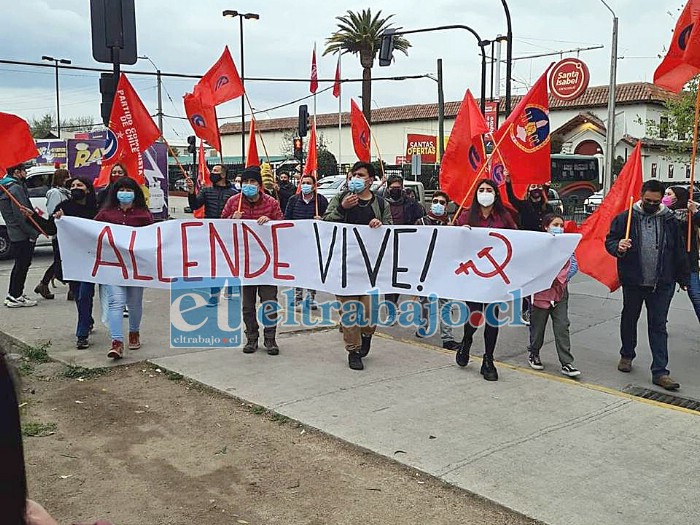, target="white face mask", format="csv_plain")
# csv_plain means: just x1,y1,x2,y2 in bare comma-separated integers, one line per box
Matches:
477,192,495,207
